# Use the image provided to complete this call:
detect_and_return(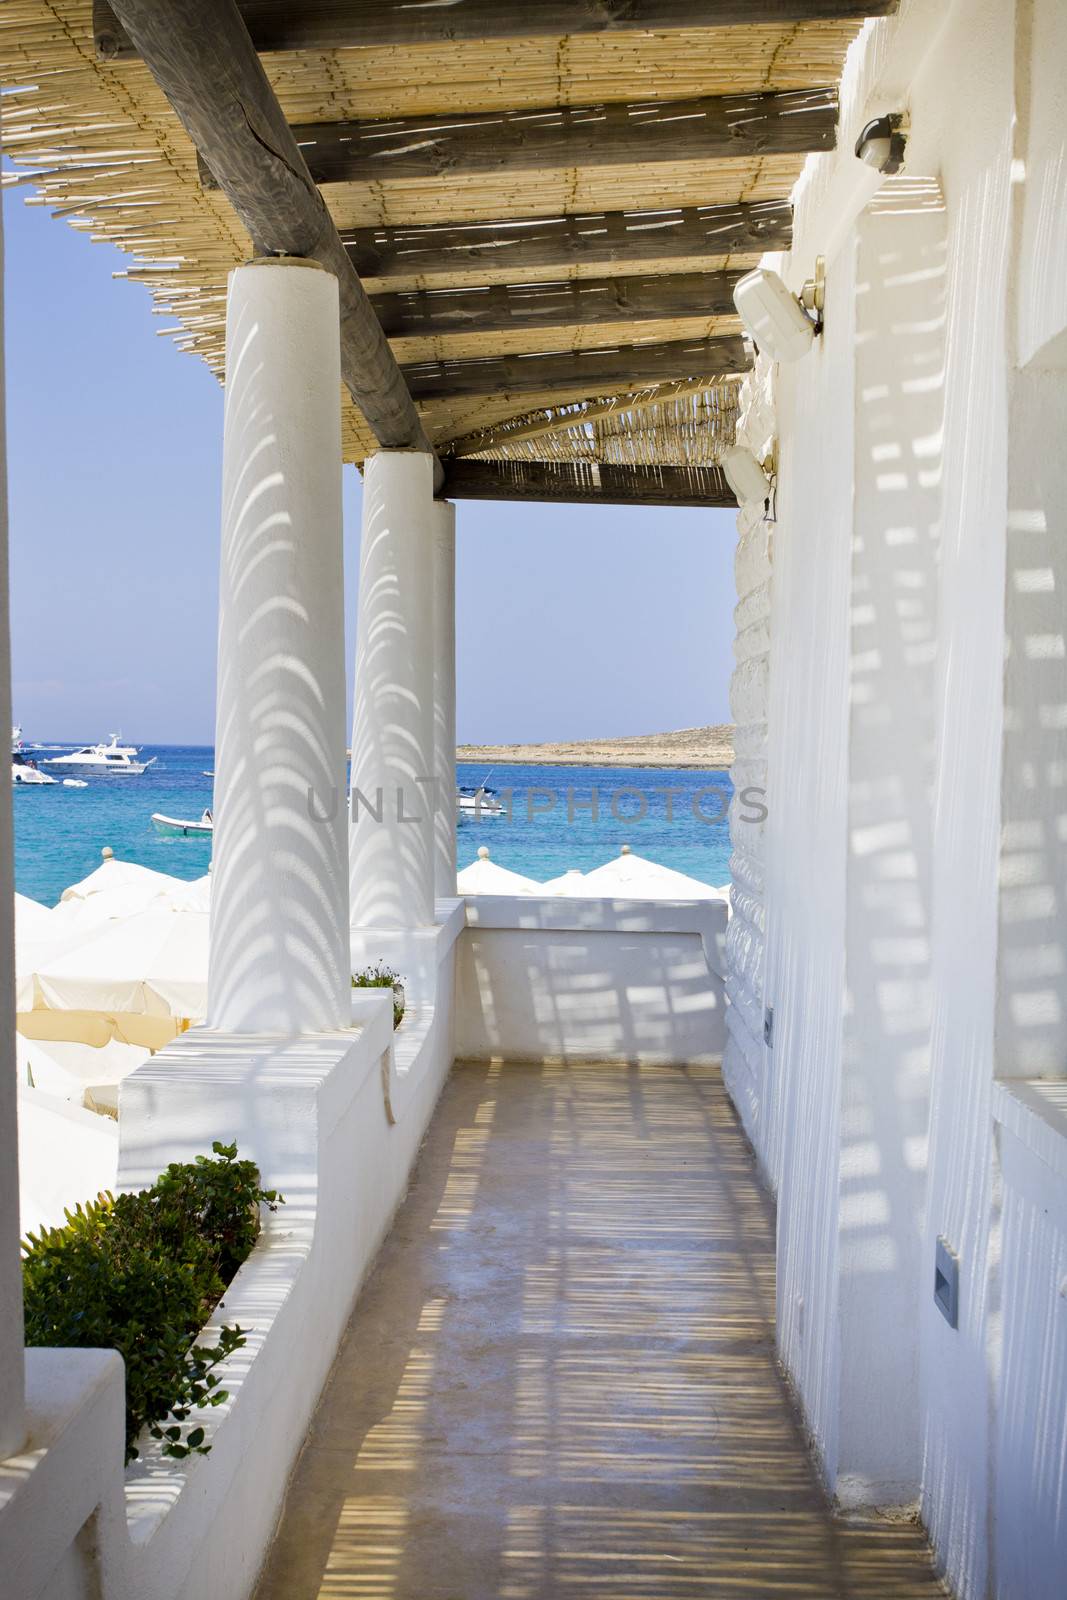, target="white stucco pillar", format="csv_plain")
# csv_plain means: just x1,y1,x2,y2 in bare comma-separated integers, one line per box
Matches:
350,450,436,928
208,258,350,1034
0,152,24,1459
432,499,457,899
